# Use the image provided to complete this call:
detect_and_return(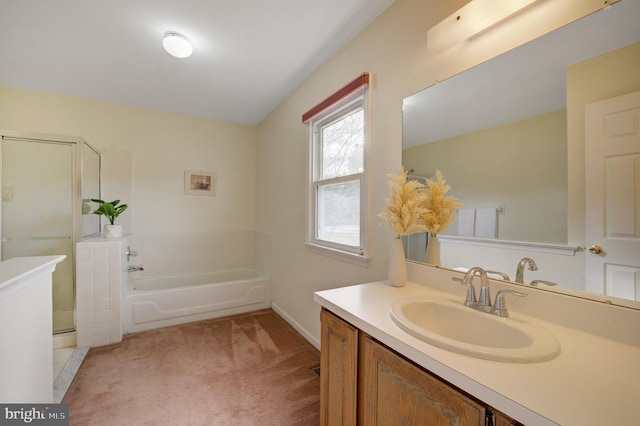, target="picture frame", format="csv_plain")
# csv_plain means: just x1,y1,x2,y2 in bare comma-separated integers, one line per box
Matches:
184,170,215,196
